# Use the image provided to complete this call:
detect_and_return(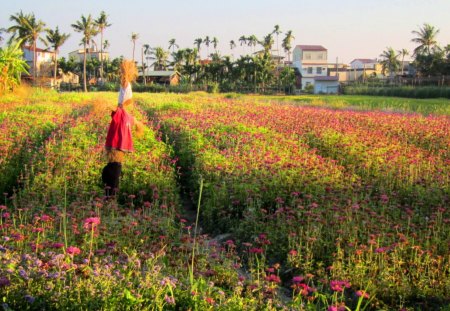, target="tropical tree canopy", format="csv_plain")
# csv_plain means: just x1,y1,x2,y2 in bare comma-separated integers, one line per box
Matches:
0,41,29,92
8,11,46,79
45,26,70,82
379,47,401,77
71,14,98,92
411,23,439,56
